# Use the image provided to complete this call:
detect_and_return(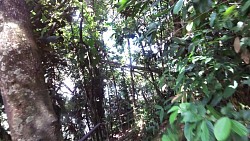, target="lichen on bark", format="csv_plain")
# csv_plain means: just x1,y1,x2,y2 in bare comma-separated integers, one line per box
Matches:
0,0,62,140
